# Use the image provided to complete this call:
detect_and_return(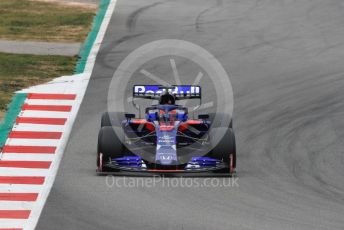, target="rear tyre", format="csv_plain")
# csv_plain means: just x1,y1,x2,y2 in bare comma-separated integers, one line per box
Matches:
210,127,236,175
97,126,124,172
